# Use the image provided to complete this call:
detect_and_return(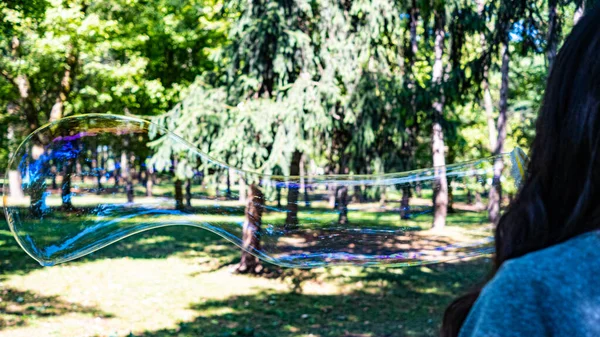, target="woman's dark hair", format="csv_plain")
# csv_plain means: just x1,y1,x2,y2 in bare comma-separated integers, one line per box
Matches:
441,7,600,337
